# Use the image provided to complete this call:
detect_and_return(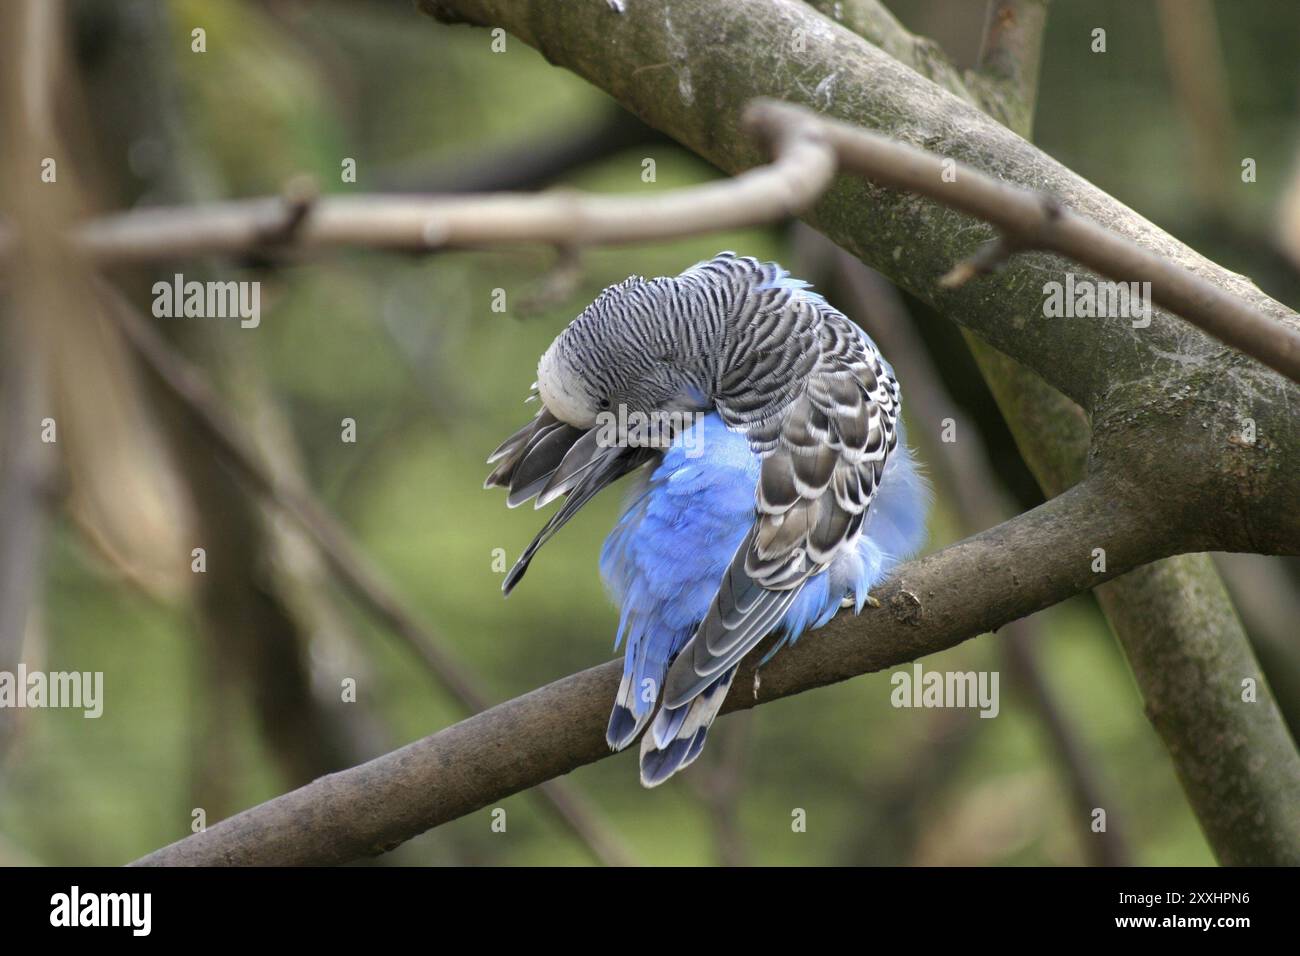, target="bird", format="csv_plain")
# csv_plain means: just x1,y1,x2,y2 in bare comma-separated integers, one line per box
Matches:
485,252,929,787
